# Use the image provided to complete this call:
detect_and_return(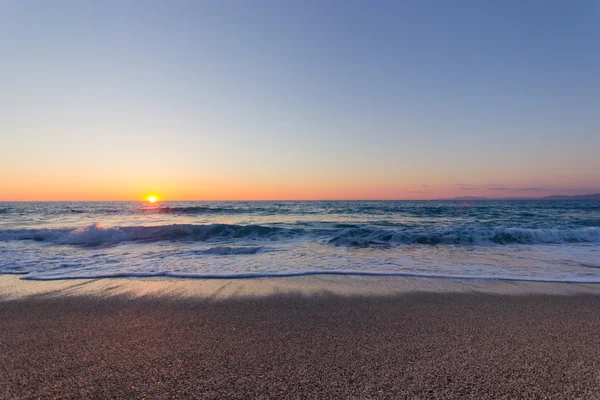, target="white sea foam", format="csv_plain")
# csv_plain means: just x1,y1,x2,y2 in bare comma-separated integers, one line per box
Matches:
0,223,296,245
2,224,600,246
